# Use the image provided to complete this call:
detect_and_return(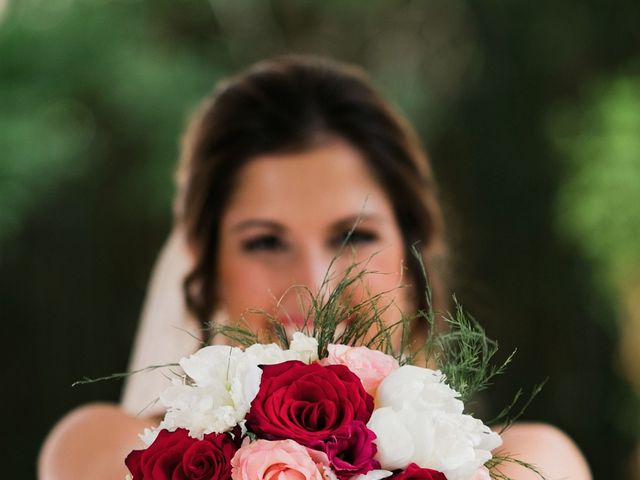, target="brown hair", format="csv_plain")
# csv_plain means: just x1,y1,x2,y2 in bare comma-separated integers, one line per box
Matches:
175,55,447,333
